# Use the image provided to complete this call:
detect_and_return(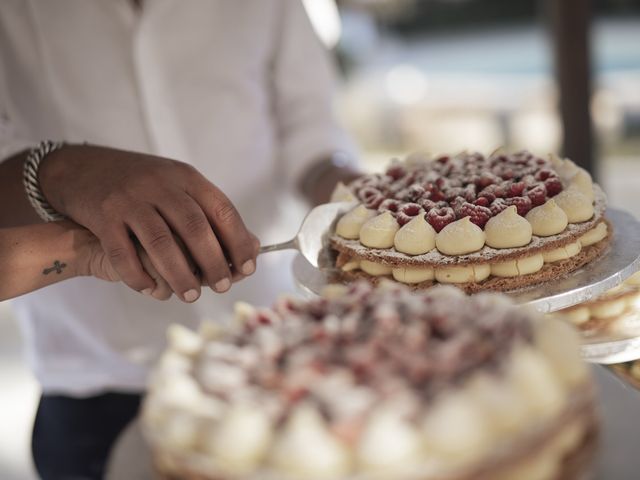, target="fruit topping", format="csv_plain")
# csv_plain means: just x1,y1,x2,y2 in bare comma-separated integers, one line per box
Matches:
457,202,492,228
426,207,456,233
504,196,533,217
489,198,509,216
379,199,401,214
397,203,423,226
524,184,547,207
544,177,563,197
359,187,385,209
385,162,406,181
507,181,526,198
535,169,554,181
